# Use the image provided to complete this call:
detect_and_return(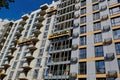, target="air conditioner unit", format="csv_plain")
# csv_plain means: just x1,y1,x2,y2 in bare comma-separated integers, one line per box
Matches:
70,57,78,64
102,25,110,32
